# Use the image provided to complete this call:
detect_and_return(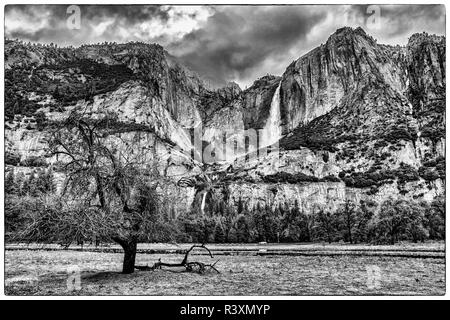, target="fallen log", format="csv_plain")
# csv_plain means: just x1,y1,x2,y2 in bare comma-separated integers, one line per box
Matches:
135,244,220,274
